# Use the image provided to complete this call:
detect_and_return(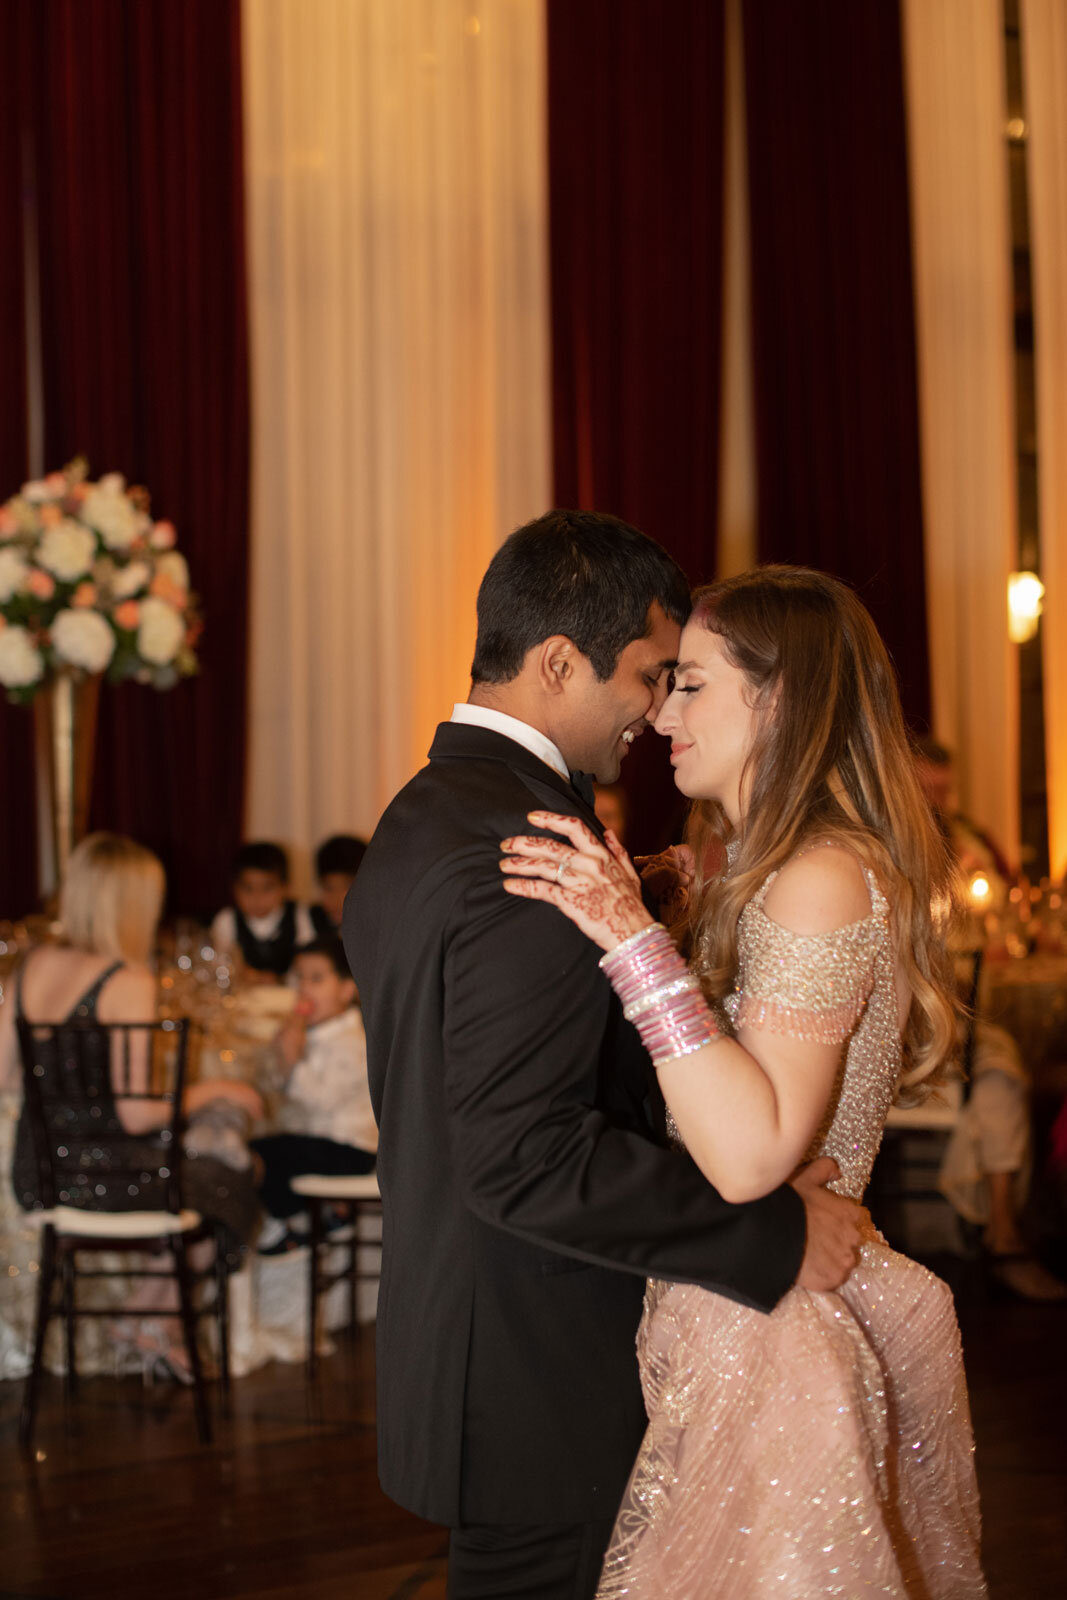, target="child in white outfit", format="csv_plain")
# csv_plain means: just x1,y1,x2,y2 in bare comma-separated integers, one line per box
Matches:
251,936,376,1250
